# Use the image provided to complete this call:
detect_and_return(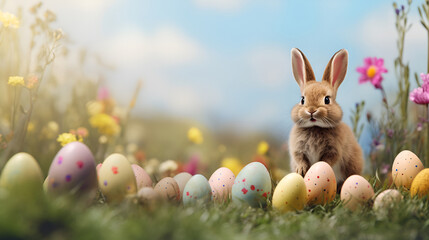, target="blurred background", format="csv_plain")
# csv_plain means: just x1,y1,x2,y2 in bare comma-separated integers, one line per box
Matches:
0,0,427,178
